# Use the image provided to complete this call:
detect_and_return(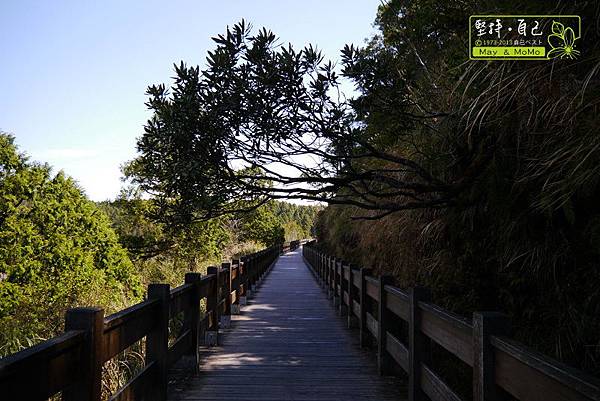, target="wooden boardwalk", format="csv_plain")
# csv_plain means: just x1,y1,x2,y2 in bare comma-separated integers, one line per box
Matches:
4,243,598,401
171,247,406,401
